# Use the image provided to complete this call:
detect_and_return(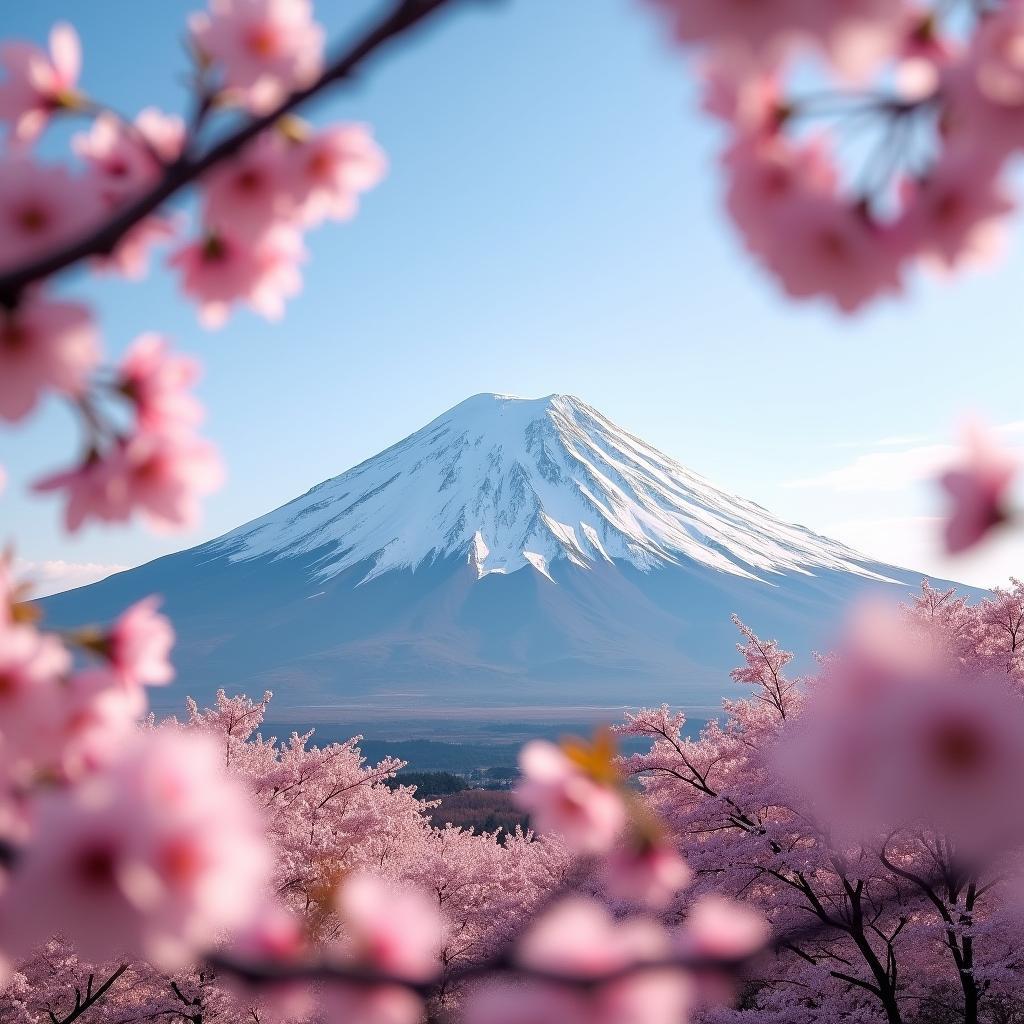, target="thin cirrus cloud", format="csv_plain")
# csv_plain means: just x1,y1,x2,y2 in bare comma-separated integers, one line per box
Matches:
826,434,930,450
789,421,1024,494
16,560,130,599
